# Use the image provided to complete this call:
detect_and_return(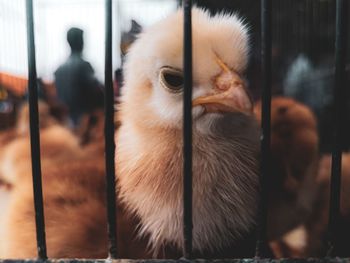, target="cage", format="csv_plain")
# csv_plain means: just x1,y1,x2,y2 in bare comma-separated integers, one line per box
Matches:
0,0,349,262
